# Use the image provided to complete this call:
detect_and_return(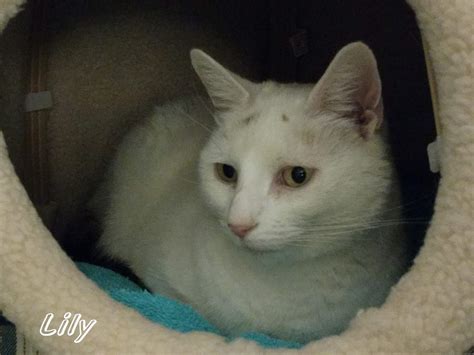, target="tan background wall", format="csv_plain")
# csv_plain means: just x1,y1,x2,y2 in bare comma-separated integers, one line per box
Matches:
265,0,438,256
